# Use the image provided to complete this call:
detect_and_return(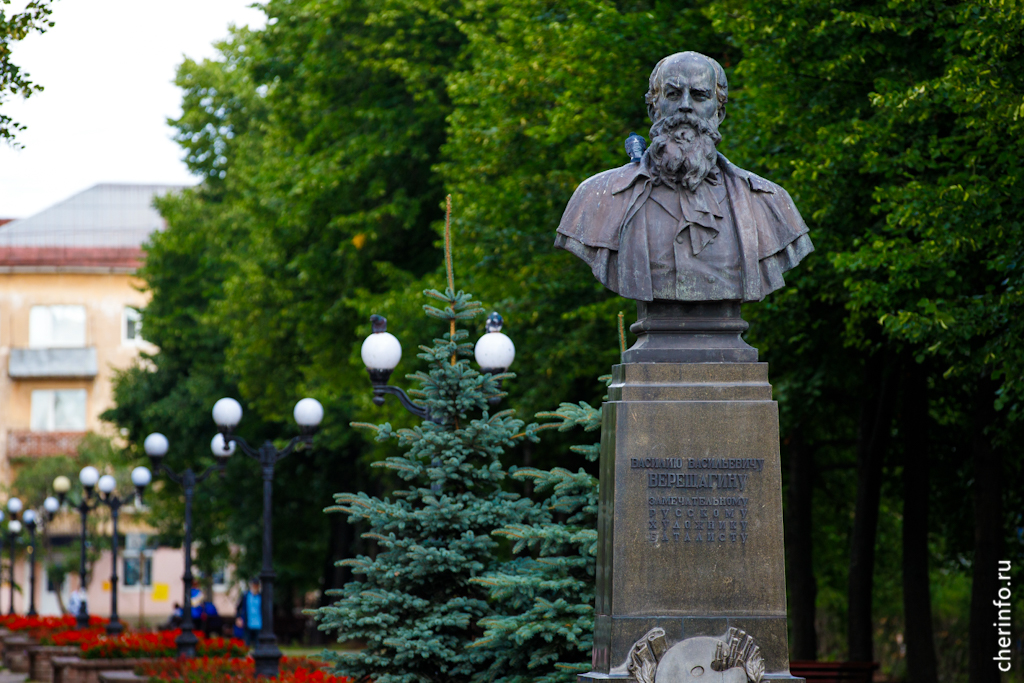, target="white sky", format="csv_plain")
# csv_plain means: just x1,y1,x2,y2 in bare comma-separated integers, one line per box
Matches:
0,0,266,219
